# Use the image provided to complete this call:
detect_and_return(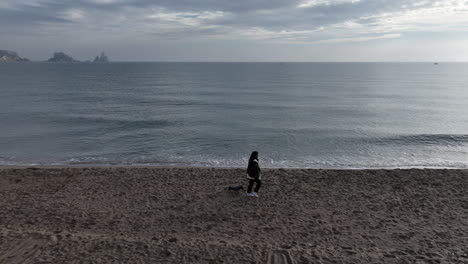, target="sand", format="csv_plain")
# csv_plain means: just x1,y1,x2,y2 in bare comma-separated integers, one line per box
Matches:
1,167,468,263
